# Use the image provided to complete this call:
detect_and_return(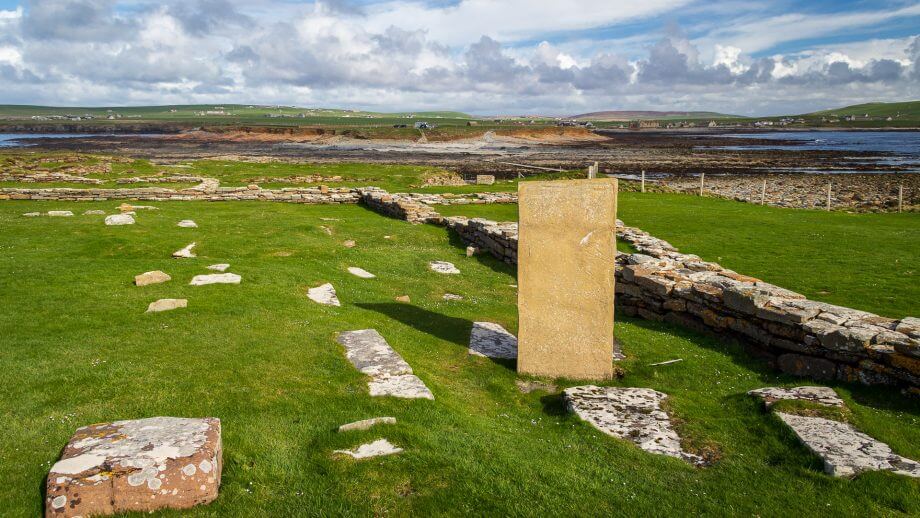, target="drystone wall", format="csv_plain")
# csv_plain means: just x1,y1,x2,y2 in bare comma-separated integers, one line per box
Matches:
0,185,364,204
356,192,919,392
